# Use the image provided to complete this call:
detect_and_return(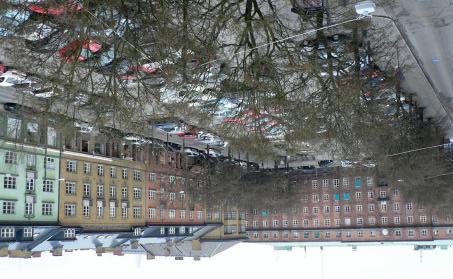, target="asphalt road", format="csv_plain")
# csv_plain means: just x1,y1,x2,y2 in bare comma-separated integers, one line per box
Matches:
383,0,453,138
